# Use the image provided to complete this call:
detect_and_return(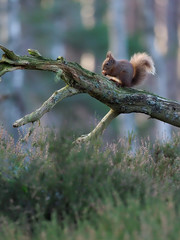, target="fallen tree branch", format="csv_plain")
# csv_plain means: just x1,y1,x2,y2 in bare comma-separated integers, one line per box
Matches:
74,109,119,144
0,45,180,143
13,86,81,127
